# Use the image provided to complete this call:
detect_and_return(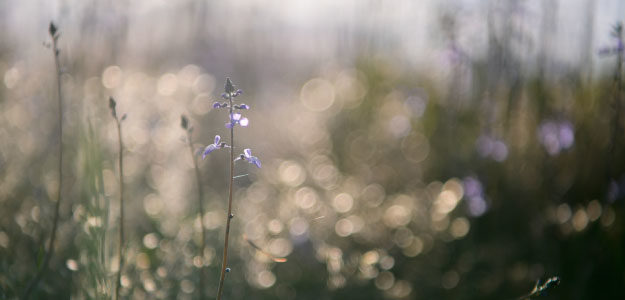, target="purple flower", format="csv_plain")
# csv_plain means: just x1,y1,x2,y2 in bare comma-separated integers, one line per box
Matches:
538,120,575,156
234,104,250,110
475,135,508,162
236,148,261,168
463,176,488,217
213,102,229,108
202,135,228,159
225,113,249,128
